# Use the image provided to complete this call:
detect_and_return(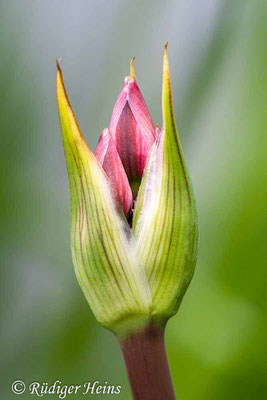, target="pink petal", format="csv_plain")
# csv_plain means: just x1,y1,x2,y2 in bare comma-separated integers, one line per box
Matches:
94,129,133,216
109,76,155,182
